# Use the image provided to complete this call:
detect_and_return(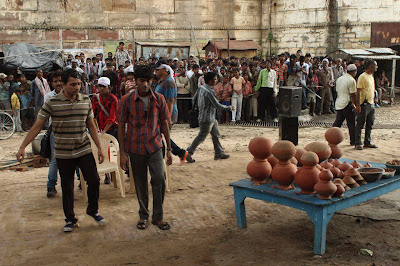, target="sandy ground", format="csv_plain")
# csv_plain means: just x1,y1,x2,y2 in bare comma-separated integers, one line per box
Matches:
1,103,400,265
